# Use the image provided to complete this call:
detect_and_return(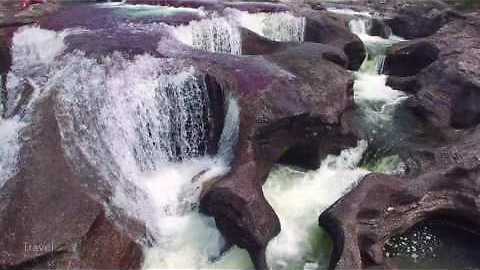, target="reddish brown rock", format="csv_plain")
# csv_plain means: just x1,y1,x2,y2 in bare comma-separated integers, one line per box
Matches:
320,124,480,270
0,90,145,270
